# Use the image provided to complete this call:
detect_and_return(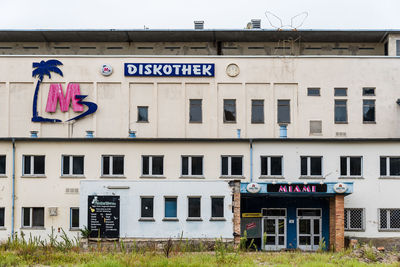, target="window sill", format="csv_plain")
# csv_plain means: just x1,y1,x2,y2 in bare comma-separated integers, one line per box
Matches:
180,175,205,179
219,176,244,179
251,122,265,124
363,121,376,124
335,122,348,124
189,121,203,124
139,218,155,222
309,133,323,136
136,121,149,123
60,175,85,179
140,175,166,179
378,229,400,232
298,176,324,179
21,175,46,178
210,218,226,221
259,175,284,179
69,228,80,231
0,175,7,178
345,229,365,232
100,175,126,179
338,176,364,180
20,227,45,230
0,227,6,230
223,121,237,124
162,218,179,222
379,176,400,179
186,218,203,222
